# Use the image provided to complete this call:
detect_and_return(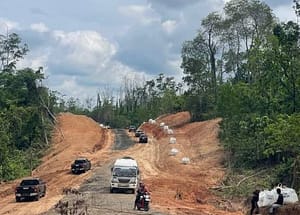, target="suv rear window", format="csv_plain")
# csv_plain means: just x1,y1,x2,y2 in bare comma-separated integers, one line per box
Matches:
21,180,39,186
75,159,86,164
